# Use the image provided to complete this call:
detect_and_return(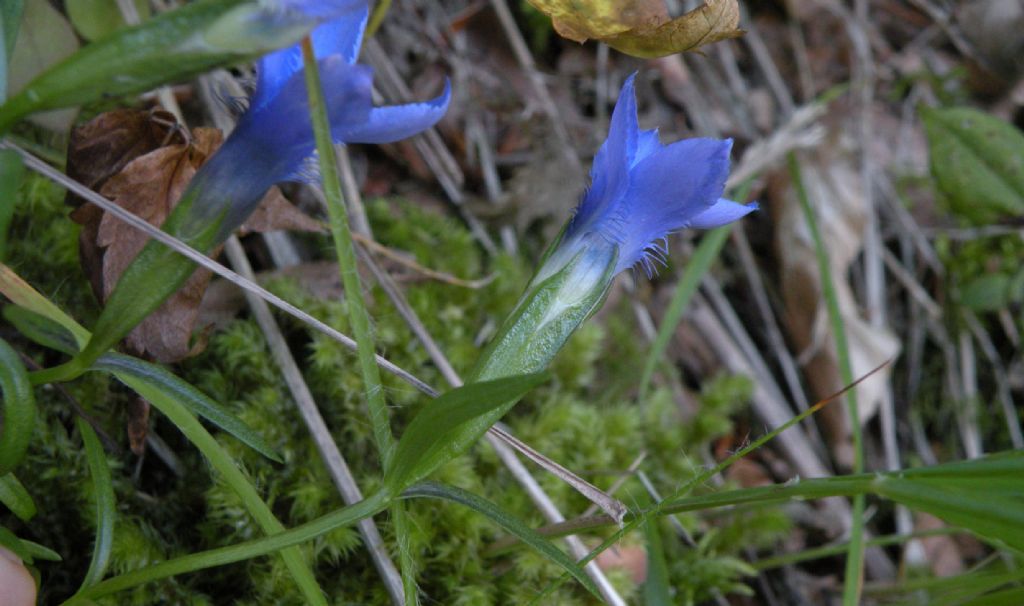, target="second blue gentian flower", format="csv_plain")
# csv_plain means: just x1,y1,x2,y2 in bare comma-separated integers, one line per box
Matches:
69,2,451,371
